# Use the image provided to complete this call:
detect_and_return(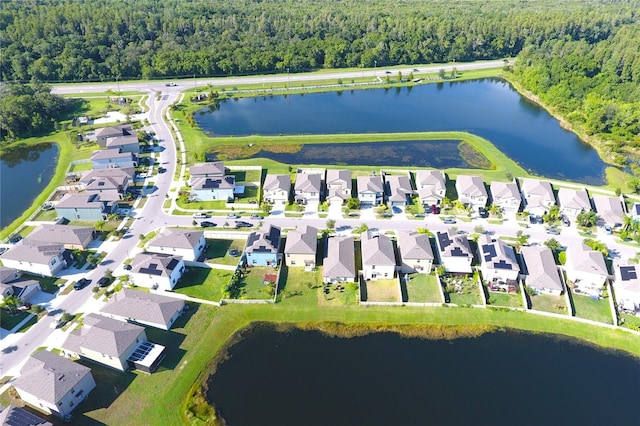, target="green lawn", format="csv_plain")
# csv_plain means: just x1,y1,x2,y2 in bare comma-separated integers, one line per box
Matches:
237,266,278,300
235,185,260,203
0,310,31,331
32,208,59,221
402,273,443,303
442,275,483,305
278,266,324,307
69,162,93,172
22,274,67,294
570,292,614,324
487,291,523,308
363,278,401,303
529,293,568,315
620,313,640,331
173,268,233,302
230,169,262,183
203,239,246,266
